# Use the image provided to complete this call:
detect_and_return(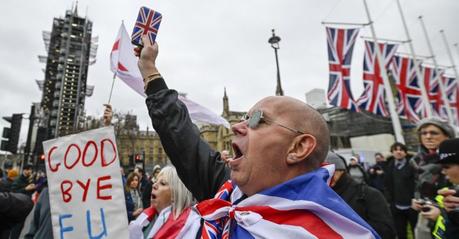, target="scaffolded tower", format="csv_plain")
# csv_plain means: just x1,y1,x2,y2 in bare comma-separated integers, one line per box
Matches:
36,6,97,139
